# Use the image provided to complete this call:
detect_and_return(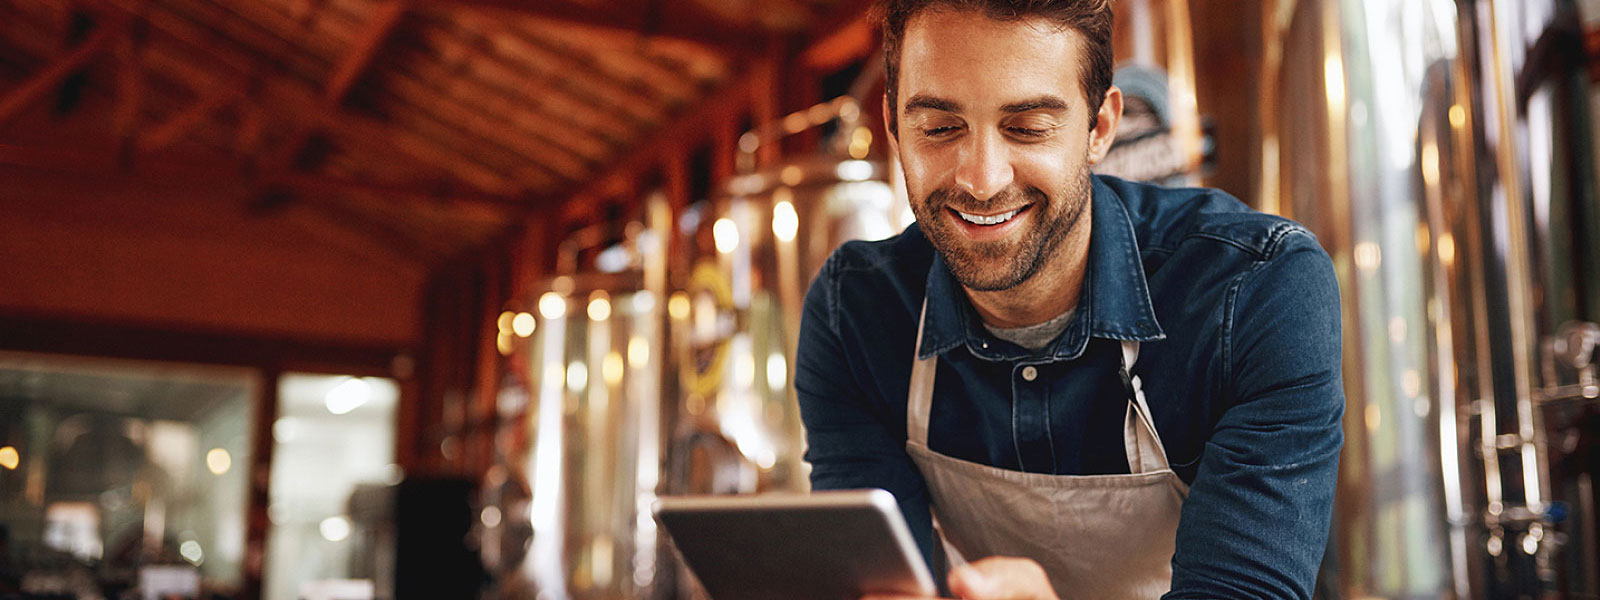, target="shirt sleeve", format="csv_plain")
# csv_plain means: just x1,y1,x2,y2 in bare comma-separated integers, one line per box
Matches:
794,252,939,571
1164,230,1345,600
